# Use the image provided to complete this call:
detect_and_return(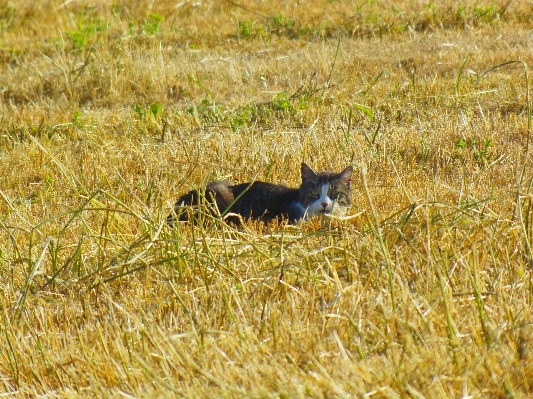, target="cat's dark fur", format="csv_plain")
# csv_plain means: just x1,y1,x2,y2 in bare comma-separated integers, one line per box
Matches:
168,163,353,225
